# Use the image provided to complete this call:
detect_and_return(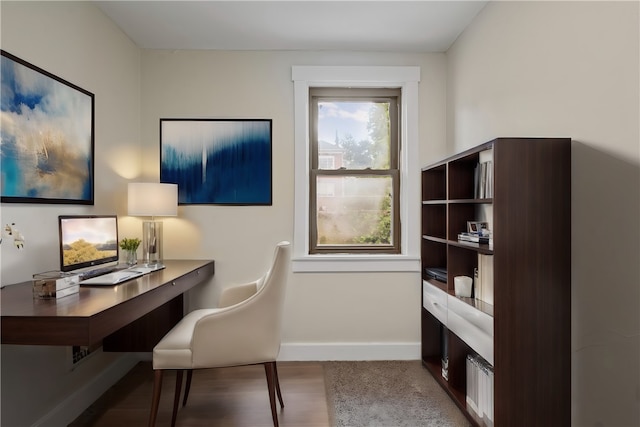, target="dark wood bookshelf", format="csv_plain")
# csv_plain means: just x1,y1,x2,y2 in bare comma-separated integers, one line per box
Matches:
420,138,571,427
